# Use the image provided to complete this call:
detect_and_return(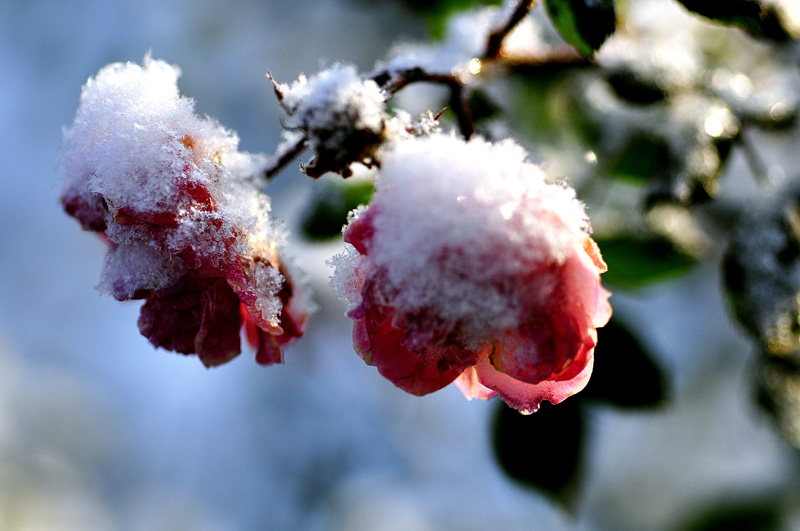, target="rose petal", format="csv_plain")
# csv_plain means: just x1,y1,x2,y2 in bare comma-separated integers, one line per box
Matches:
253,330,284,365
137,275,215,355
454,367,498,401
195,278,243,367
343,206,378,255
475,351,594,414
361,306,469,396
62,191,107,232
